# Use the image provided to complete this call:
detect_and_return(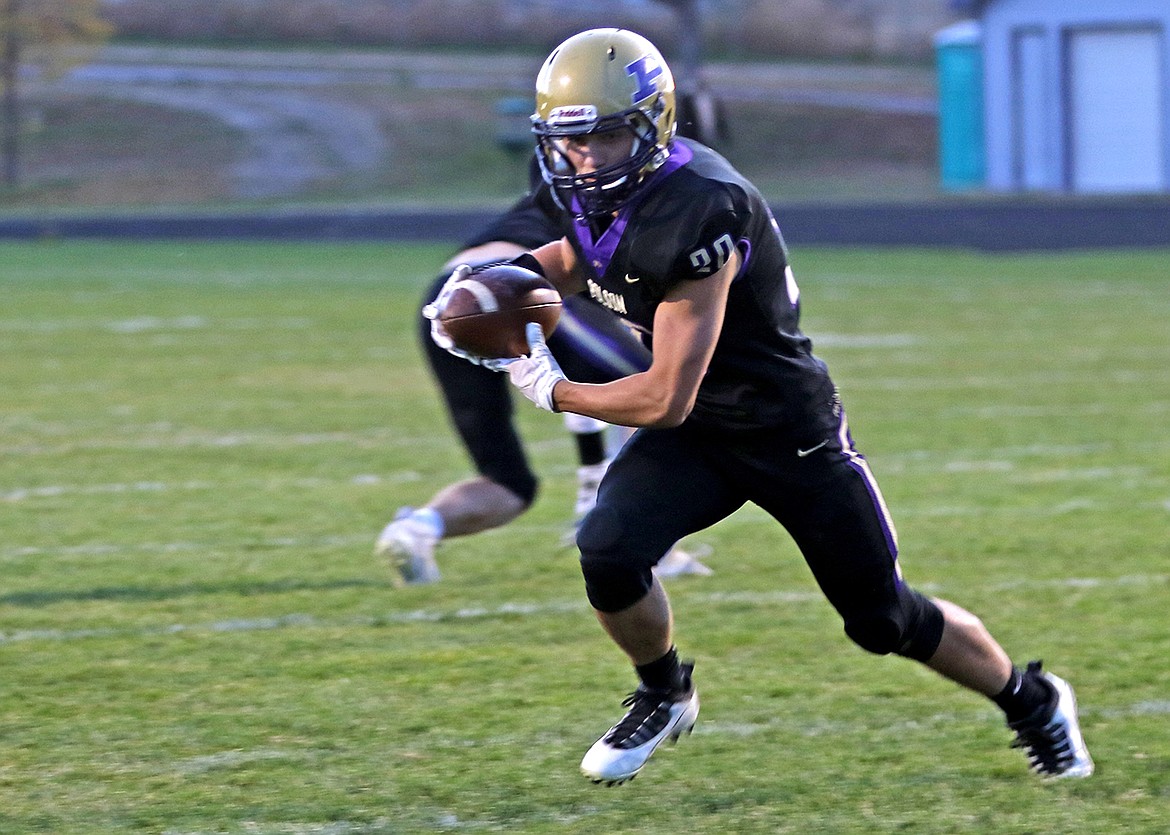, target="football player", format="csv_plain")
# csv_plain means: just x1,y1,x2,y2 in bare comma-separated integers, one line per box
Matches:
429,28,1093,784
375,160,712,584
